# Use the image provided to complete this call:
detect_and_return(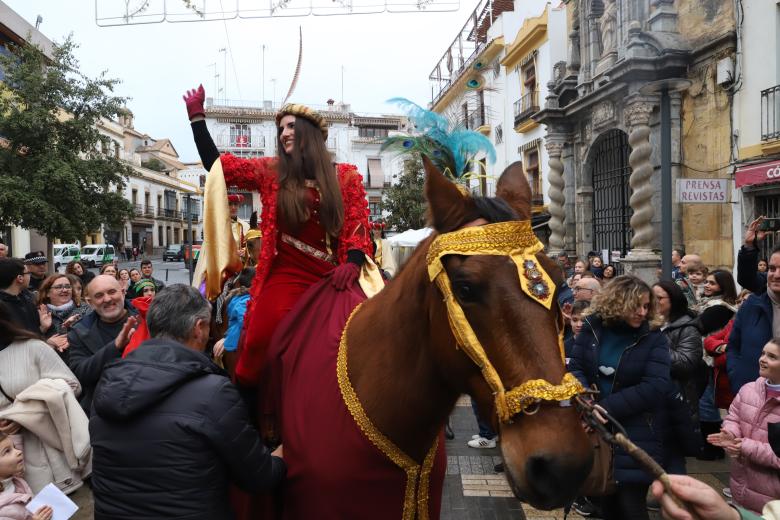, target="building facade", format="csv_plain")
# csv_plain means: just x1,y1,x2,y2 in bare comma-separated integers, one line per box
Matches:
97,112,202,257
535,0,737,278
427,0,567,241
732,1,780,257
202,99,407,223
